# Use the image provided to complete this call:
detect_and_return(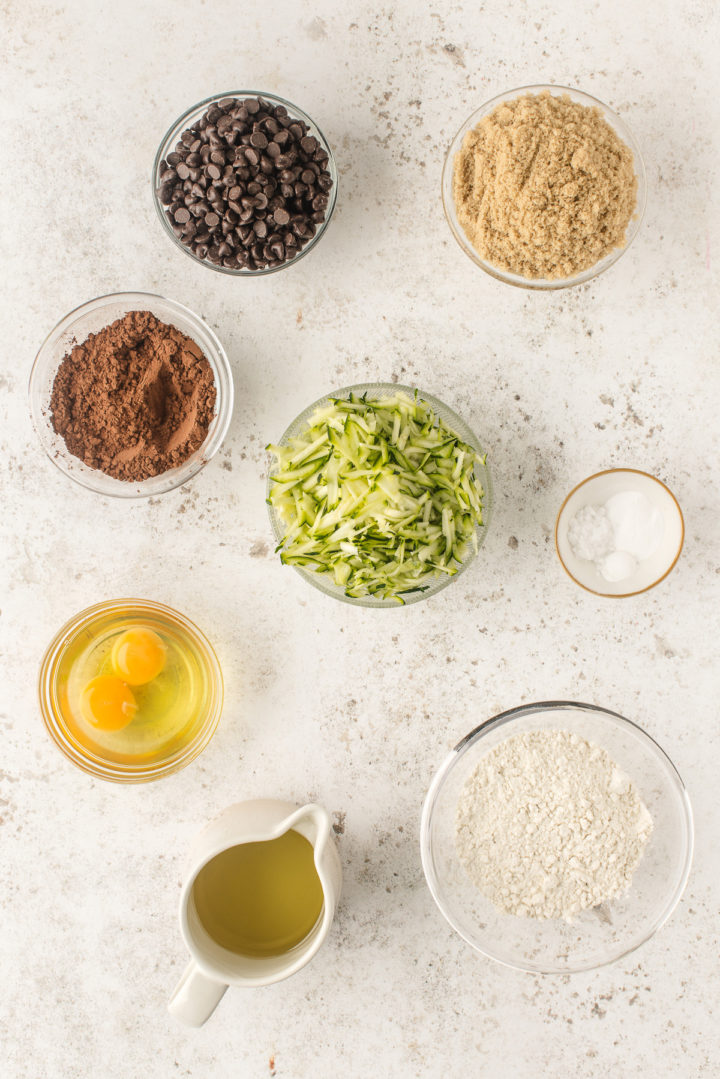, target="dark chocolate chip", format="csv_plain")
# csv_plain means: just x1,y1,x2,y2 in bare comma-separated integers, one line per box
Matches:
157,95,333,271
